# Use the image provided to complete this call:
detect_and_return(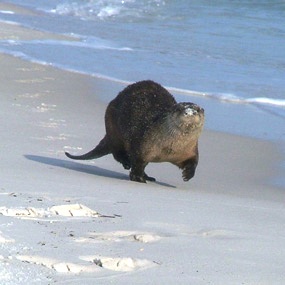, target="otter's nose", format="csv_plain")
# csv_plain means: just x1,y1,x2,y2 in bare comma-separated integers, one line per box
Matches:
184,108,195,116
